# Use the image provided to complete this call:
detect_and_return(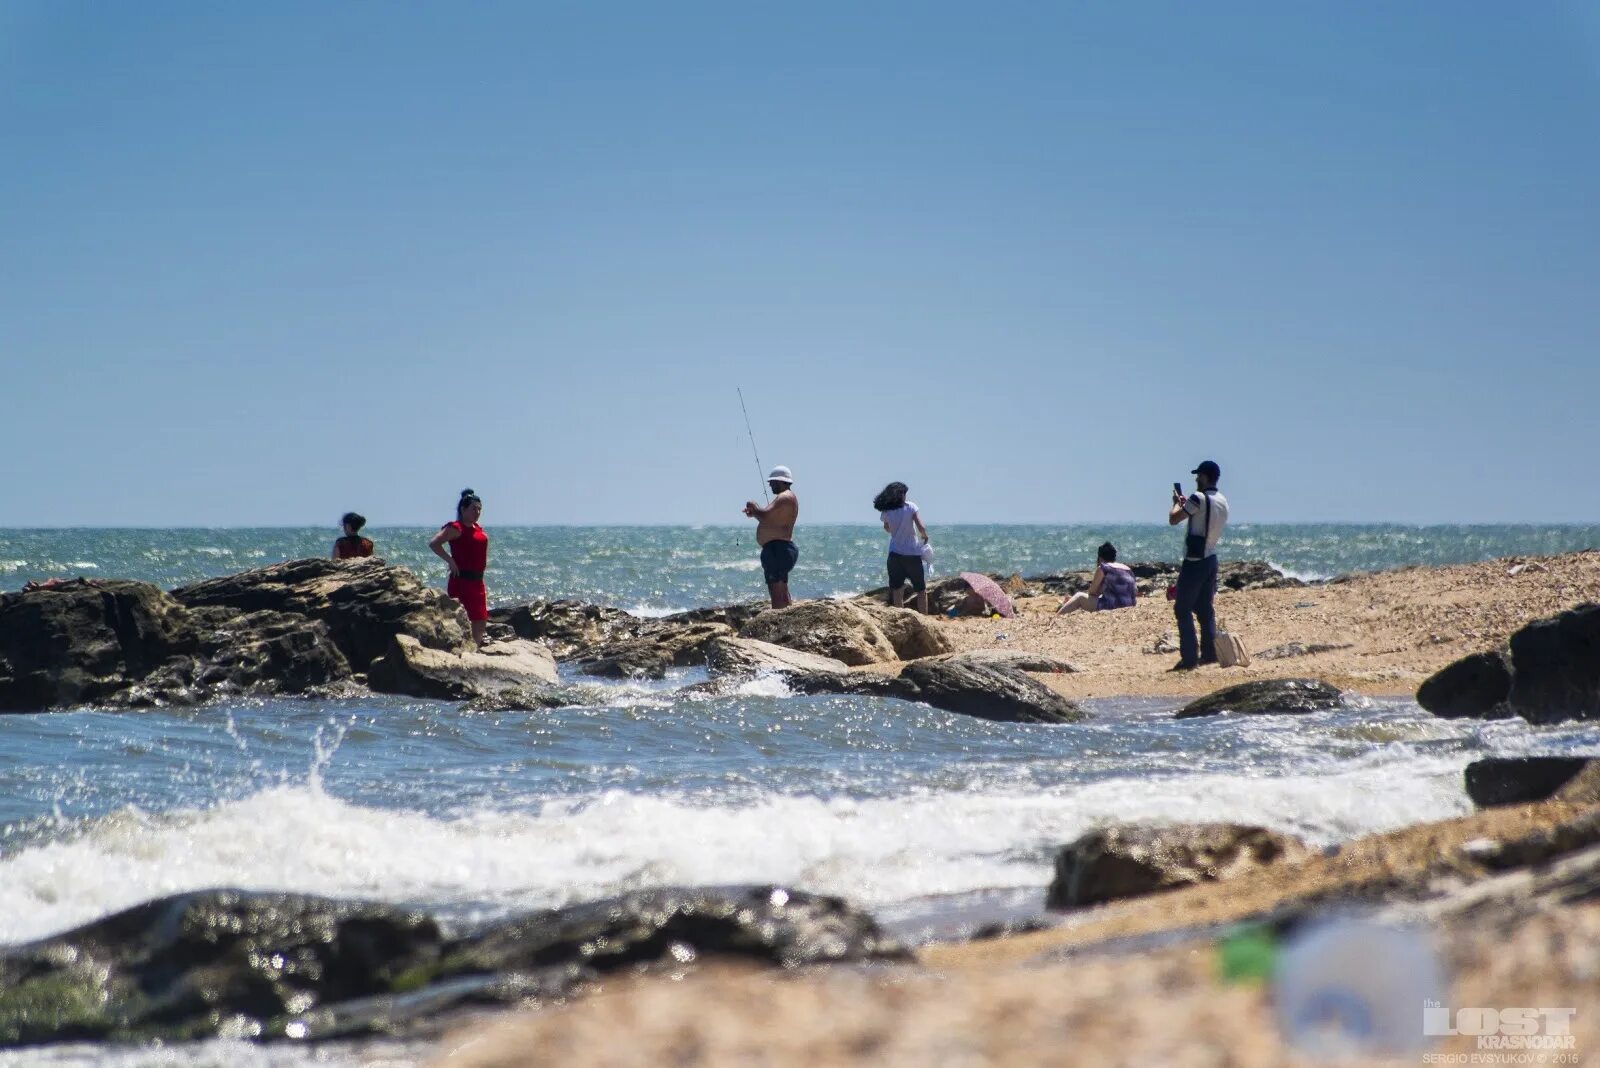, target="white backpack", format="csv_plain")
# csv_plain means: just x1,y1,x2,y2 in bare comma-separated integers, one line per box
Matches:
1216,629,1250,668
